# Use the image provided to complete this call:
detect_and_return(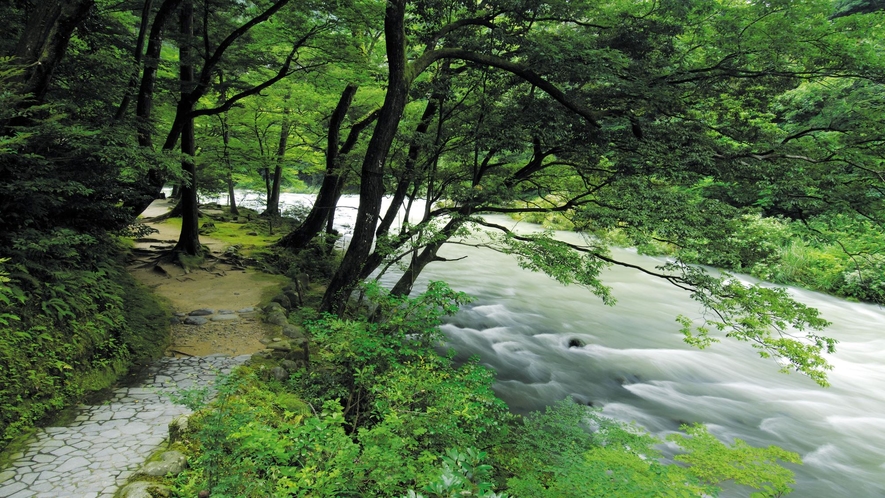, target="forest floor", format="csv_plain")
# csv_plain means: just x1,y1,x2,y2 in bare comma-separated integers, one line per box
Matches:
128,198,287,357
